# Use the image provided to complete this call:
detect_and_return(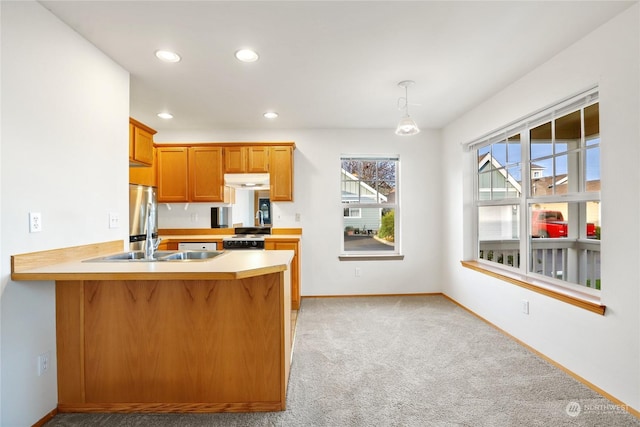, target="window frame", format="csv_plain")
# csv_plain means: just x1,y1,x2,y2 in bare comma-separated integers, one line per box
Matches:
465,87,602,302
339,155,402,260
